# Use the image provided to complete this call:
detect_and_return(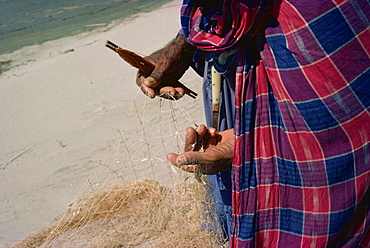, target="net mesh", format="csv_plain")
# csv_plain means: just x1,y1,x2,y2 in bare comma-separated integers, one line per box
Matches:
12,91,228,247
